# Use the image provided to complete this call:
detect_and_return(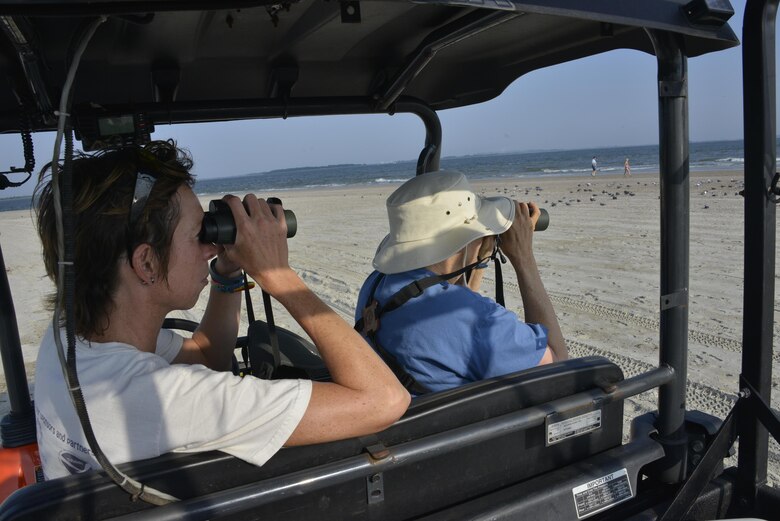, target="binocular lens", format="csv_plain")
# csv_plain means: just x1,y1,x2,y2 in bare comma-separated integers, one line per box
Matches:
535,208,550,232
